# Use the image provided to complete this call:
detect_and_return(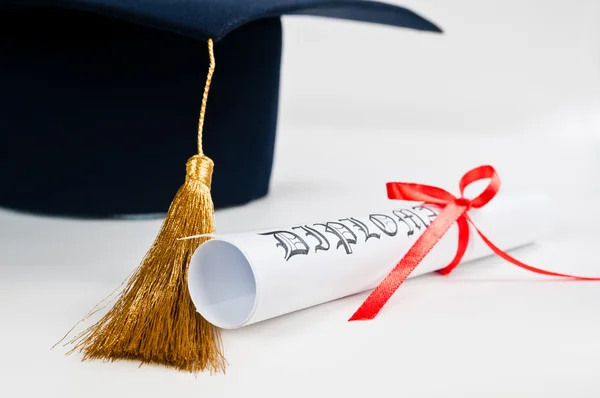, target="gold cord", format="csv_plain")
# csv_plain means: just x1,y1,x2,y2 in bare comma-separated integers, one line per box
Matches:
197,39,215,156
